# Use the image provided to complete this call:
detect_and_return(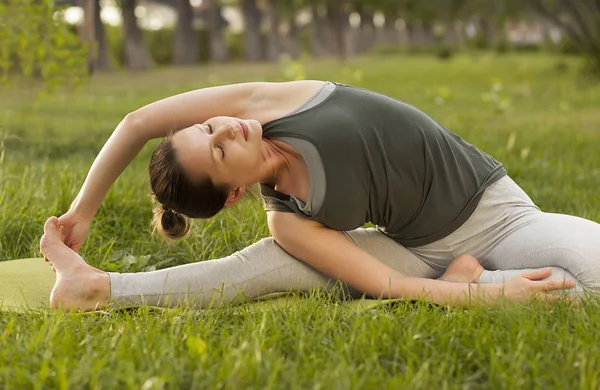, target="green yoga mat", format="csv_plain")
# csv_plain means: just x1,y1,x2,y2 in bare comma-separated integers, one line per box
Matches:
0,258,404,312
